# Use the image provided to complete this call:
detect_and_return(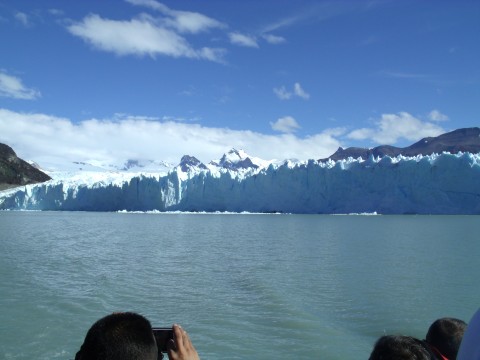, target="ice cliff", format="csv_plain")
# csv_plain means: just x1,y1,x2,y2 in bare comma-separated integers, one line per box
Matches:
0,151,479,214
